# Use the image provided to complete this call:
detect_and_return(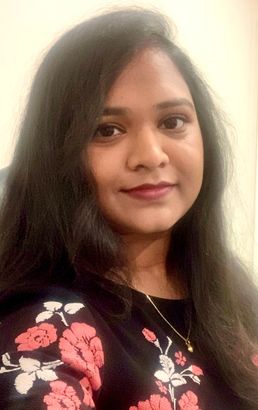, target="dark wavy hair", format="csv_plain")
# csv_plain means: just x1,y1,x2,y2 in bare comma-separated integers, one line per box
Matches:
0,7,257,407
